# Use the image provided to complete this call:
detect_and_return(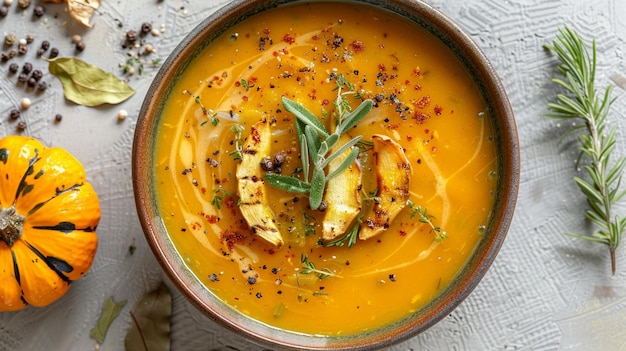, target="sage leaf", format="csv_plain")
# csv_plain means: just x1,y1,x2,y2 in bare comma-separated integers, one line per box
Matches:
264,174,311,193
337,99,373,134
125,283,172,351
90,296,127,344
320,135,362,169
309,168,326,210
282,96,329,138
47,57,135,106
326,146,360,181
